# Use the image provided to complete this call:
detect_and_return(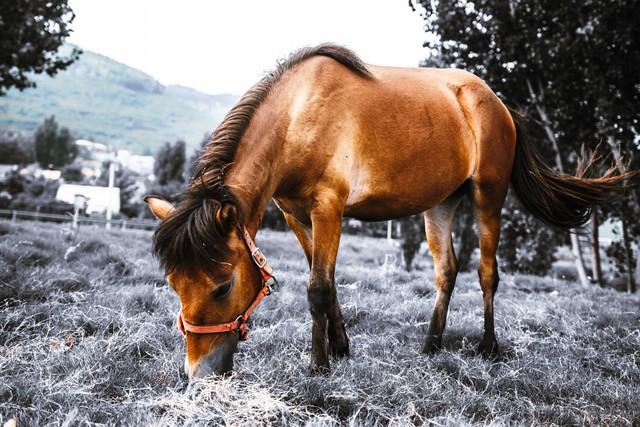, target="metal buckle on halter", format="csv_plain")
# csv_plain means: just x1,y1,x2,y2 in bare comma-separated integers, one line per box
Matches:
264,276,278,294
234,315,244,332
250,247,267,268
